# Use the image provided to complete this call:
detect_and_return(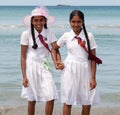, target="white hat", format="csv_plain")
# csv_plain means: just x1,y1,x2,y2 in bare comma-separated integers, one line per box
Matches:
23,6,56,27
